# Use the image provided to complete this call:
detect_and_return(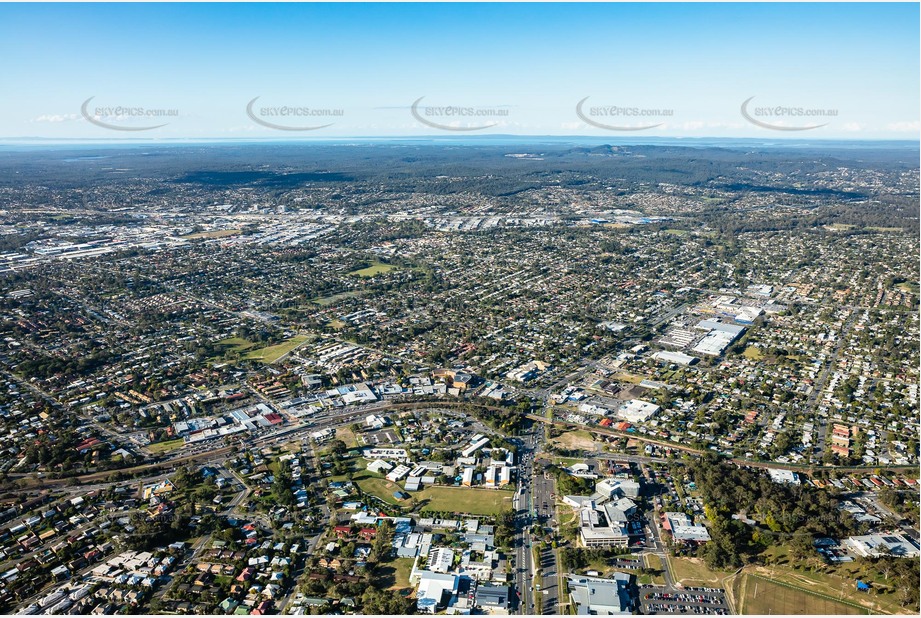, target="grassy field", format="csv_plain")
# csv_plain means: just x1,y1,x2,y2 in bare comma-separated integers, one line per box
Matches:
243,335,308,363
865,226,903,233
330,468,404,506
734,573,868,615
644,554,667,585
147,438,185,454
377,556,415,590
897,281,919,295
742,345,764,360
668,557,730,587
328,318,347,330
217,336,256,352
183,228,242,239
417,486,512,516
336,426,360,449
553,429,596,451
748,560,908,615
663,228,690,236
552,456,588,468
348,261,398,278
610,371,646,385
312,290,364,306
